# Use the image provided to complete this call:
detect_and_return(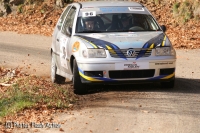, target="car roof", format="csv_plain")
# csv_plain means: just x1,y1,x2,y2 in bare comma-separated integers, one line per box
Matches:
78,1,143,8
